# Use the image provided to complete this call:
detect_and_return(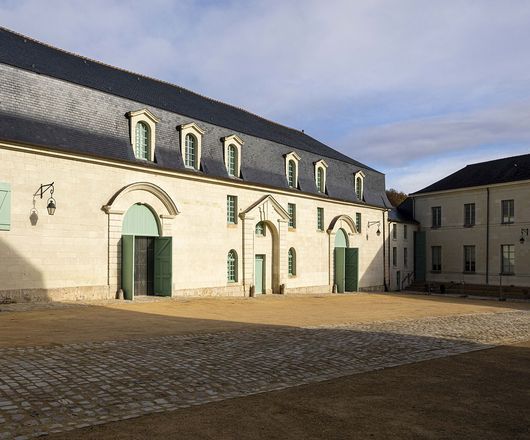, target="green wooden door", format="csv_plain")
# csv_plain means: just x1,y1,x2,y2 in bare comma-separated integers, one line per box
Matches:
414,231,426,282
255,255,265,294
121,235,135,300
334,247,346,293
154,237,172,296
345,248,359,292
